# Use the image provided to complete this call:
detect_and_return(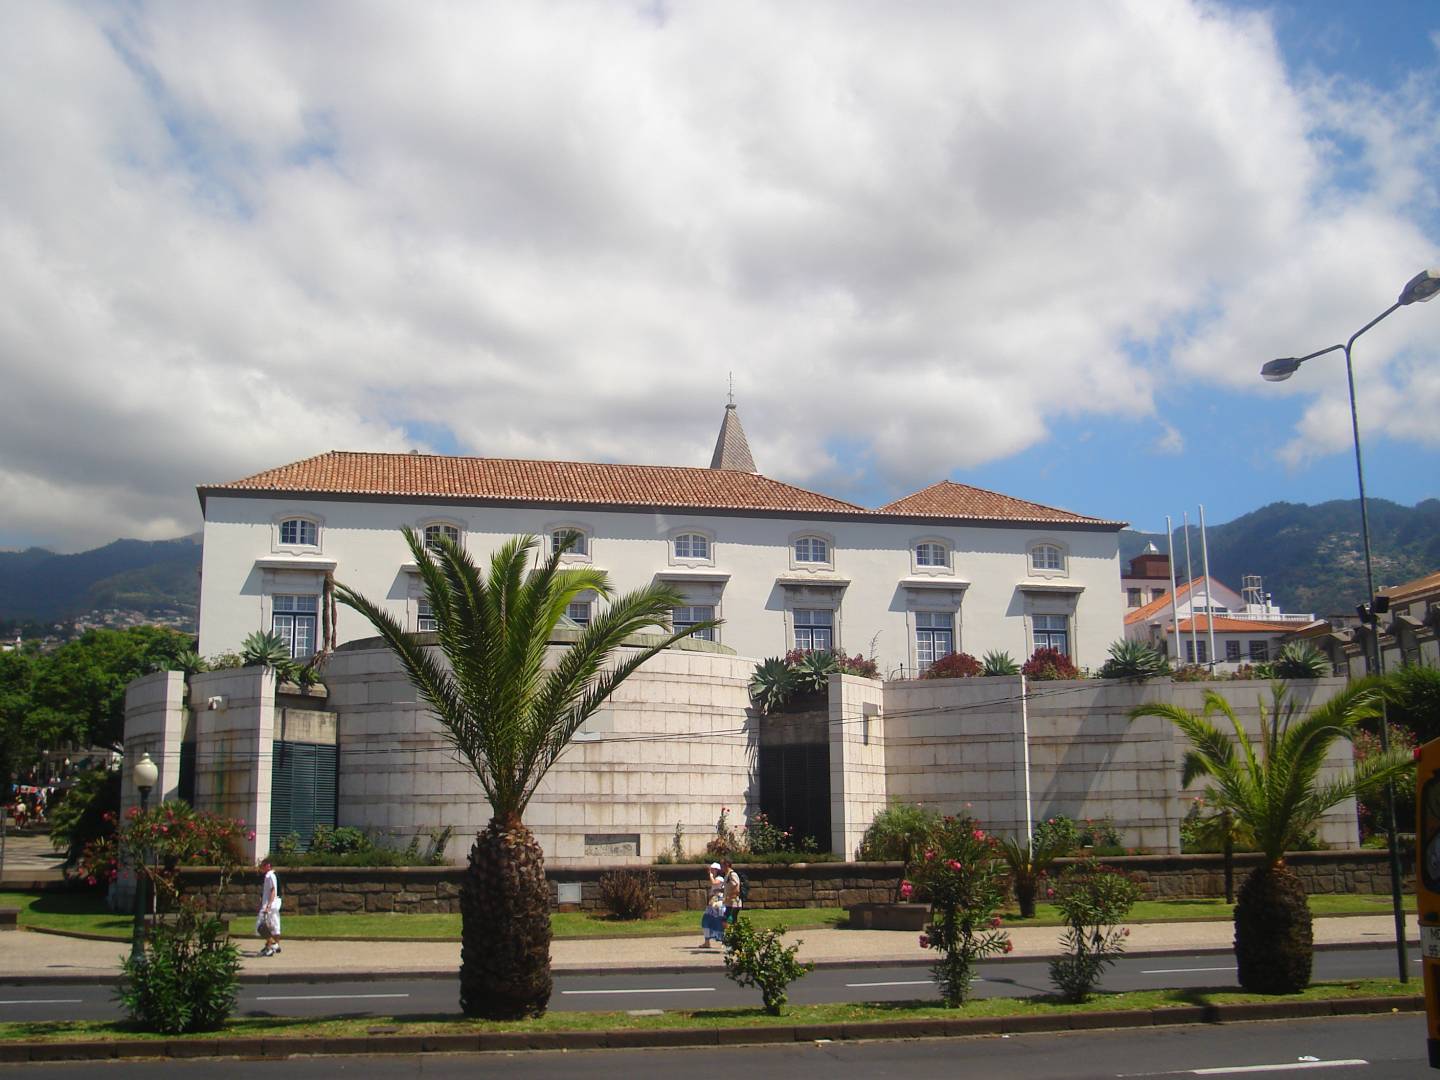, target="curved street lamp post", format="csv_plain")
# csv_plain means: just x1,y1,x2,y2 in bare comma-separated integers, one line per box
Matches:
129,752,158,964
1260,267,1439,983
